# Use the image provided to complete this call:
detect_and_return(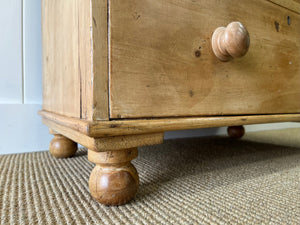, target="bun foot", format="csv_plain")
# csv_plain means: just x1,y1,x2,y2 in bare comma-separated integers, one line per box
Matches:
227,126,245,139
49,131,77,158
88,148,139,206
